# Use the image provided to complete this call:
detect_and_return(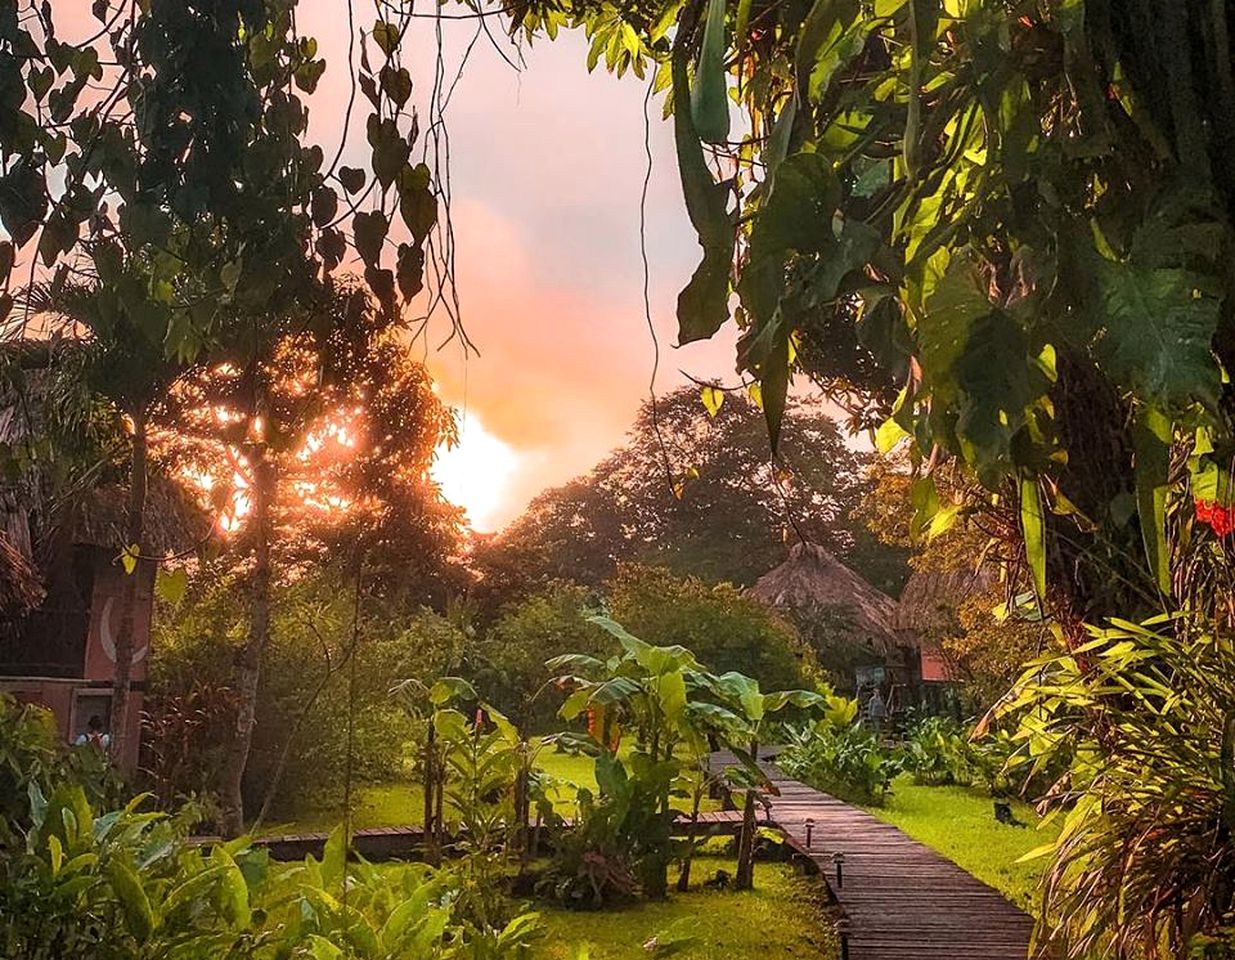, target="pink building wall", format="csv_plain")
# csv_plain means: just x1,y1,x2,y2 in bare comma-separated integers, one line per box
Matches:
1,556,154,771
